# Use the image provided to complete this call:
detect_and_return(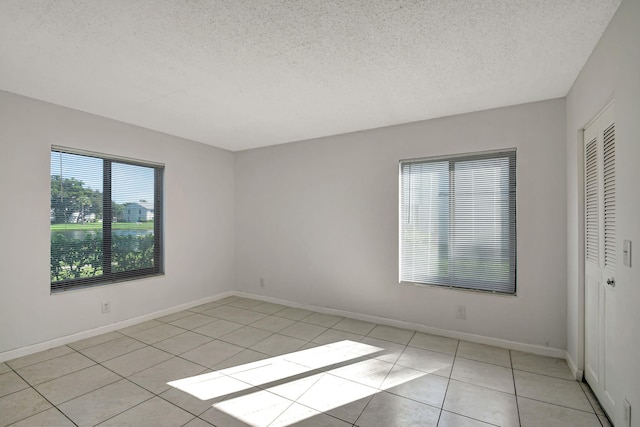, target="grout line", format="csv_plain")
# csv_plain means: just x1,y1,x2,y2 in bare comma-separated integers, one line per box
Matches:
67,331,125,352
7,369,79,427
4,298,579,427
155,394,209,418
4,346,76,371
436,339,461,425
454,354,514,370
516,395,605,415
79,335,159,365
54,406,80,427
148,385,210,426
352,393,374,426
444,375,519,396
178,415,199,427
34,365,123,407
511,350,523,426
91,392,157,426
440,408,502,427
266,399,296,427
511,367,578,381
